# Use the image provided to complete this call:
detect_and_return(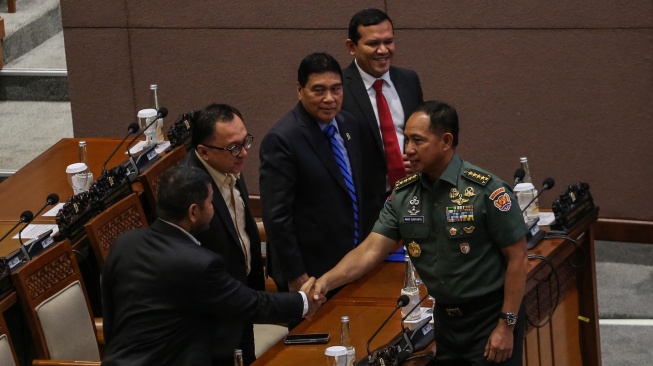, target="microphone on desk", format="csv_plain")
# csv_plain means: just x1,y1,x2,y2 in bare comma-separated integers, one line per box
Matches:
0,210,34,243
513,168,525,188
365,295,410,357
397,293,433,357
19,193,59,246
521,177,556,214
100,122,141,176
